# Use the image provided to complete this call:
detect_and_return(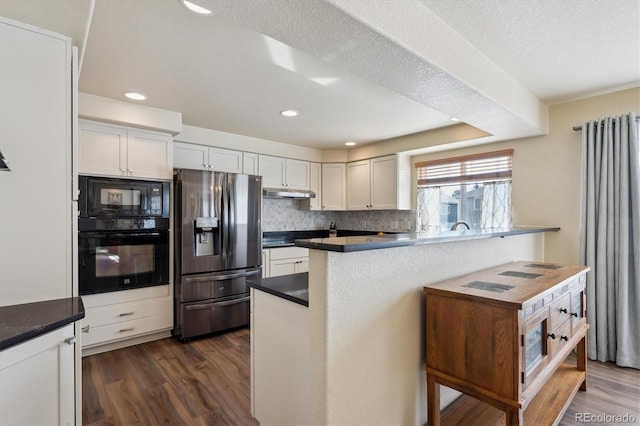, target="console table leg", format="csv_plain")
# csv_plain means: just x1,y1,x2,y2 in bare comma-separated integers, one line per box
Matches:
427,373,440,426
505,407,523,426
577,334,588,391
